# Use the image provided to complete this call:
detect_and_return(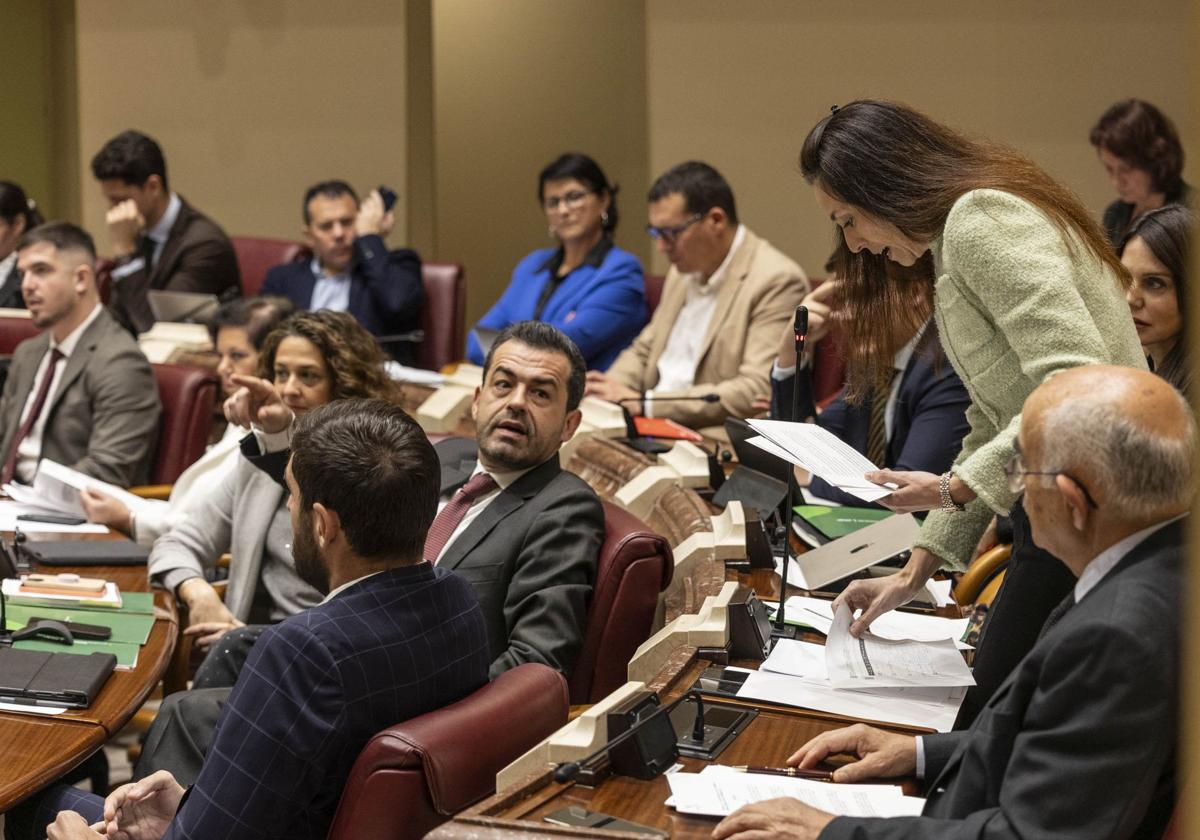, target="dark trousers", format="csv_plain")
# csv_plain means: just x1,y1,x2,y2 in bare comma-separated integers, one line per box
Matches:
132,687,231,785
953,499,1076,729
191,624,267,689
4,784,103,840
